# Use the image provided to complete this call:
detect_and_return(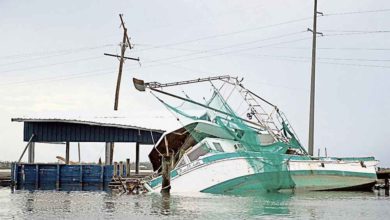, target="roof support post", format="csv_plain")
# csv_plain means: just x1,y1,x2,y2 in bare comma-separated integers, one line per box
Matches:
110,142,115,165
135,142,140,175
65,142,70,165
28,142,35,164
105,142,112,165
